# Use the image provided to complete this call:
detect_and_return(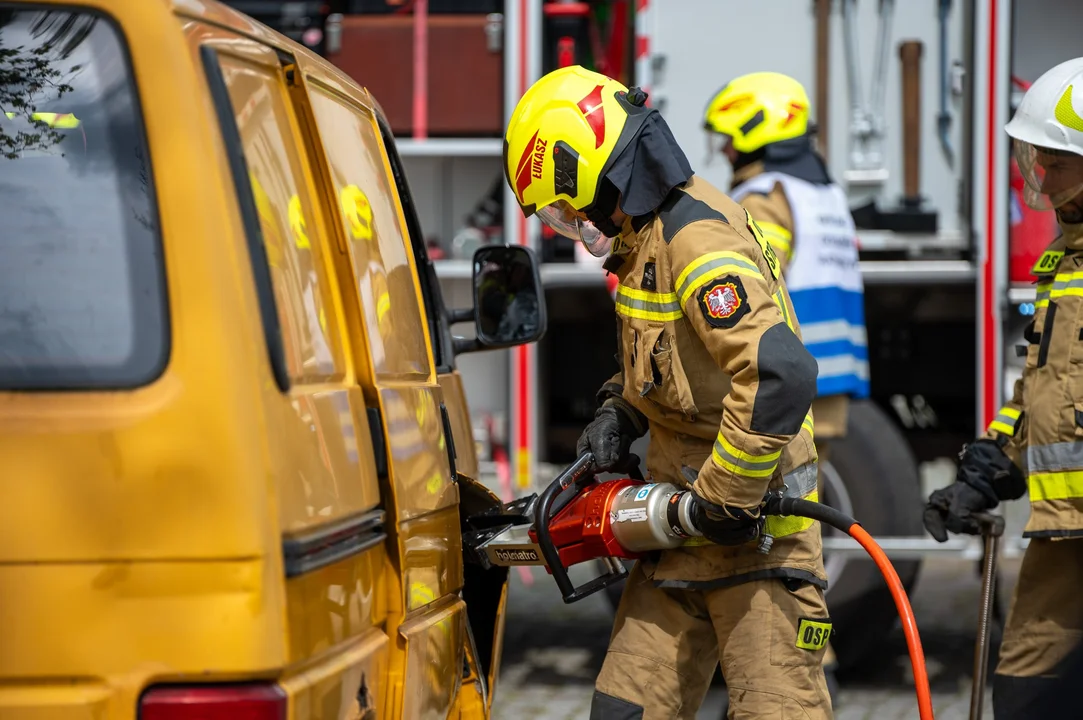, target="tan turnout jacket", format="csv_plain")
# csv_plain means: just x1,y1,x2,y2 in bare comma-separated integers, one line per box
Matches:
987,223,1083,537
597,175,826,587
